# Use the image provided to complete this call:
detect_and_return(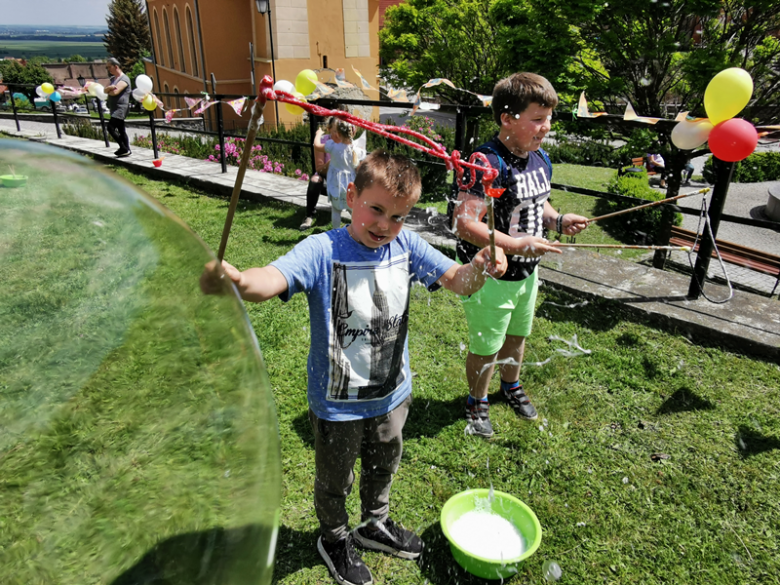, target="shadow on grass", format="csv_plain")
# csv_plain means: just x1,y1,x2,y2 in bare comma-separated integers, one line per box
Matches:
656,387,716,415
110,524,276,585
417,523,504,585
272,525,322,582
736,425,780,459
536,293,623,332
